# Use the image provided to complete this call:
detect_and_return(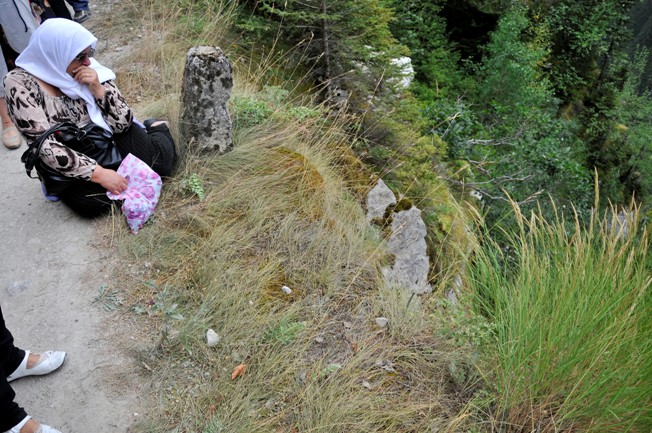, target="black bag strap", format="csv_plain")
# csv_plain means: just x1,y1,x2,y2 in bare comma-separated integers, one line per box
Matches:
20,122,84,179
